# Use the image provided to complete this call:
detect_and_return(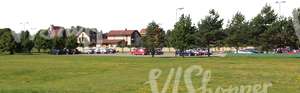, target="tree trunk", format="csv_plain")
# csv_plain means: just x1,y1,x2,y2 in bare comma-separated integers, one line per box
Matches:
181,50,185,58
207,42,211,57
207,47,211,57
235,47,239,54
175,50,177,57
151,49,155,58
9,49,14,55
